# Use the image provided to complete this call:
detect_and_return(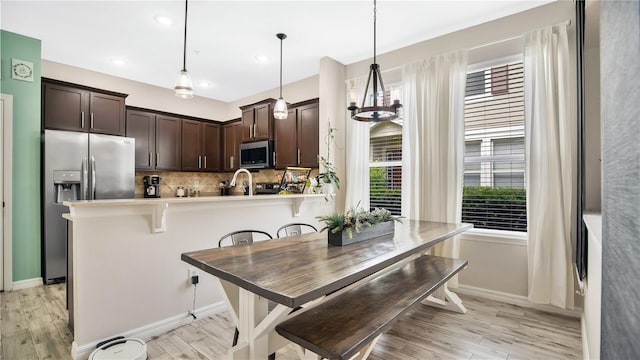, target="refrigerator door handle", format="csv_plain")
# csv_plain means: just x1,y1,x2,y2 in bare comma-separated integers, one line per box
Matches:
81,157,88,200
91,156,96,200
